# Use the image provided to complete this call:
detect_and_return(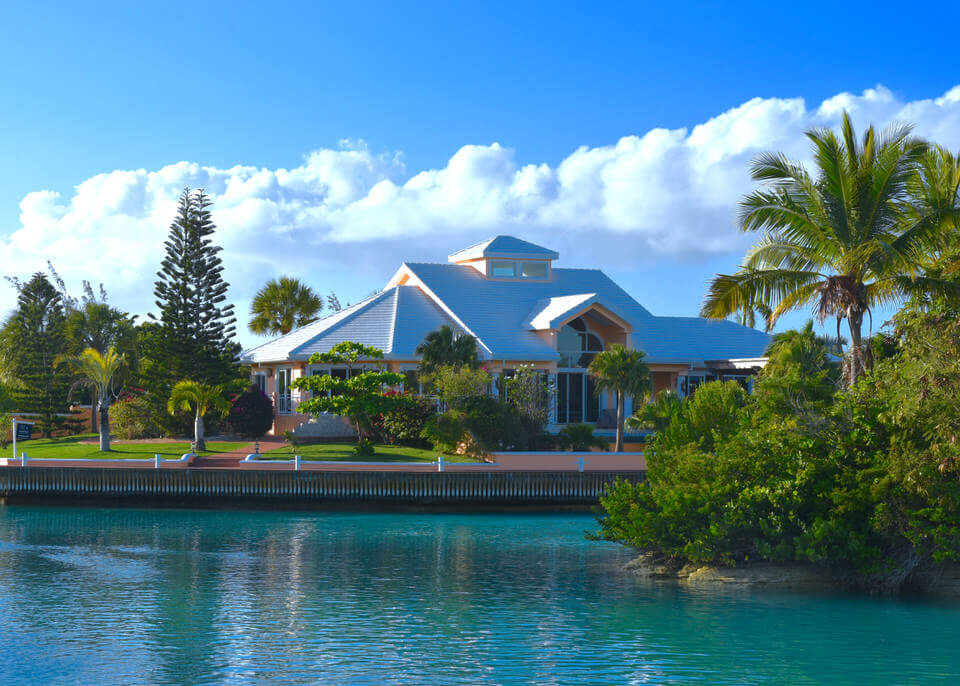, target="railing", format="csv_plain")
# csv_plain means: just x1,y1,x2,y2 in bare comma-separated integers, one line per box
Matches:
0,467,645,505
